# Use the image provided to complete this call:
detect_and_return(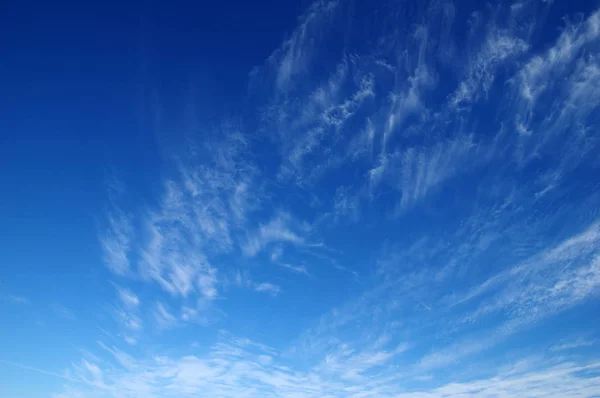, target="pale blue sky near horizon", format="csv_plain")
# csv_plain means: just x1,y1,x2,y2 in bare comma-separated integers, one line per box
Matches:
1,0,600,397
